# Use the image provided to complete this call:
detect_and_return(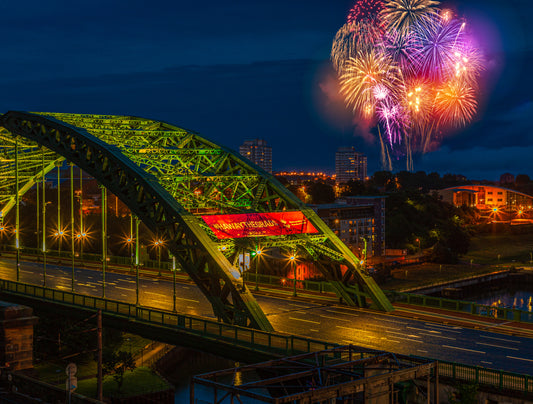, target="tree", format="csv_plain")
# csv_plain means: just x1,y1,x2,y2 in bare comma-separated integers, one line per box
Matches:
306,181,335,204
102,349,136,393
